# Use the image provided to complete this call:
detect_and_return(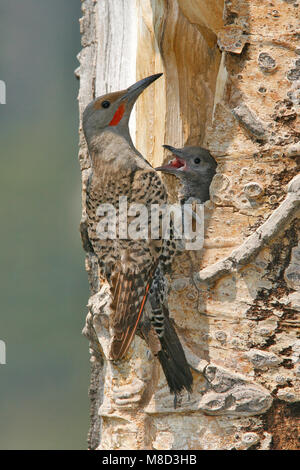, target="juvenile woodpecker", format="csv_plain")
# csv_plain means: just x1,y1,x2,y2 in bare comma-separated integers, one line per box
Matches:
82,75,193,399
156,145,217,204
